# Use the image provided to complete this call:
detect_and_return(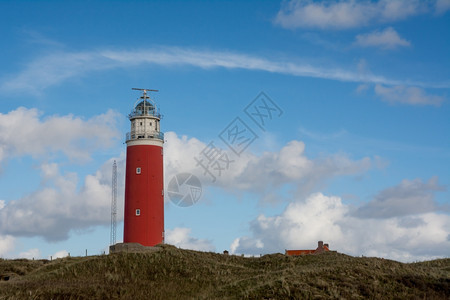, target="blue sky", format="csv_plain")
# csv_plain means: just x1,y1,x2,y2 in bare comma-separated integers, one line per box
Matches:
0,0,449,262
